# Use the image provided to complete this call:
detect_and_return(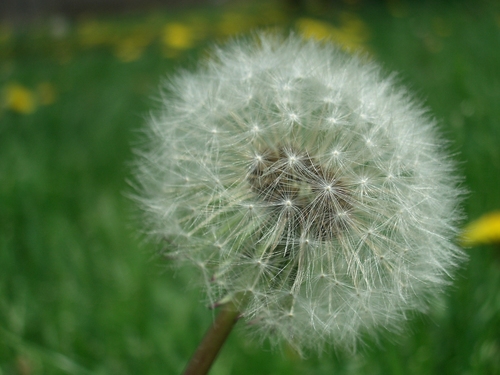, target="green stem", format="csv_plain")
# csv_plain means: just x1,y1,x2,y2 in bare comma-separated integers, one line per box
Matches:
182,303,240,375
